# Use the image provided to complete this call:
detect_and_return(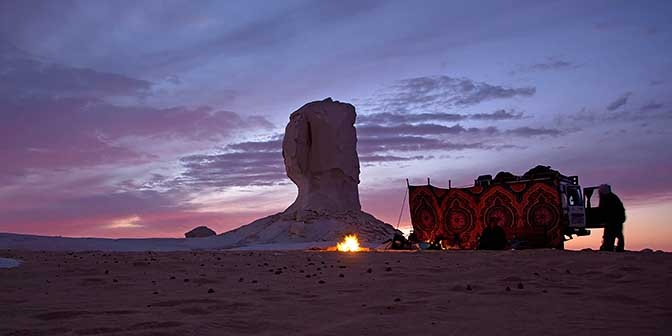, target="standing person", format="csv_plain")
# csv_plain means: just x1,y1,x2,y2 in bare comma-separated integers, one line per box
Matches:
598,184,626,252
479,217,507,250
